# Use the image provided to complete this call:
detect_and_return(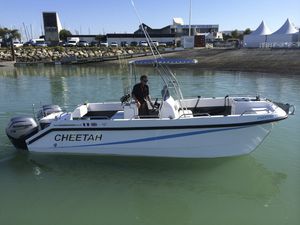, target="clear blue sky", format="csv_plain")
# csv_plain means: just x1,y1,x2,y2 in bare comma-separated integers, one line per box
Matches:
1,0,299,39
